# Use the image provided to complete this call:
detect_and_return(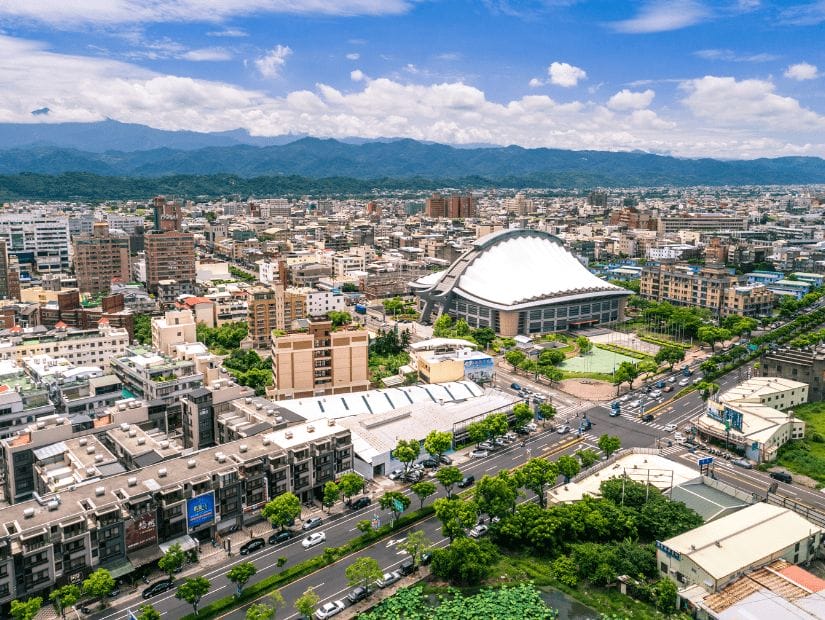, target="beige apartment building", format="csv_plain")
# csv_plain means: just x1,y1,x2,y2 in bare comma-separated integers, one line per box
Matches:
144,230,196,297
245,286,313,350
640,263,773,317
270,320,369,400
73,223,131,295
151,309,197,355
